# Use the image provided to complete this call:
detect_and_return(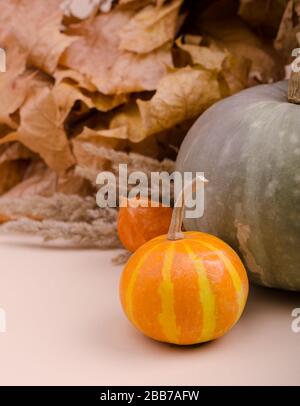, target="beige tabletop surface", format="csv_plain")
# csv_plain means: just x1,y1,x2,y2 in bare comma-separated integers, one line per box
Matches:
0,235,299,386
